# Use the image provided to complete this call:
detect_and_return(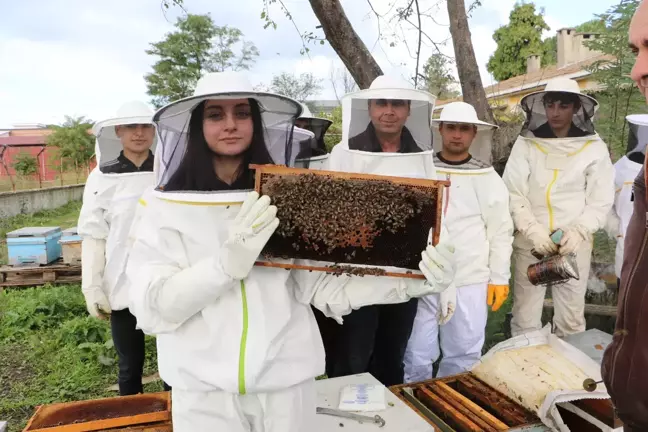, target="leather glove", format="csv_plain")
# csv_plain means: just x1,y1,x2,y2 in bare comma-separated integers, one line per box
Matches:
438,282,457,325
487,284,509,312
418,243,455,294
526,225,558,256
559,224,590,255
84,288,112,320
220,191,279,280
